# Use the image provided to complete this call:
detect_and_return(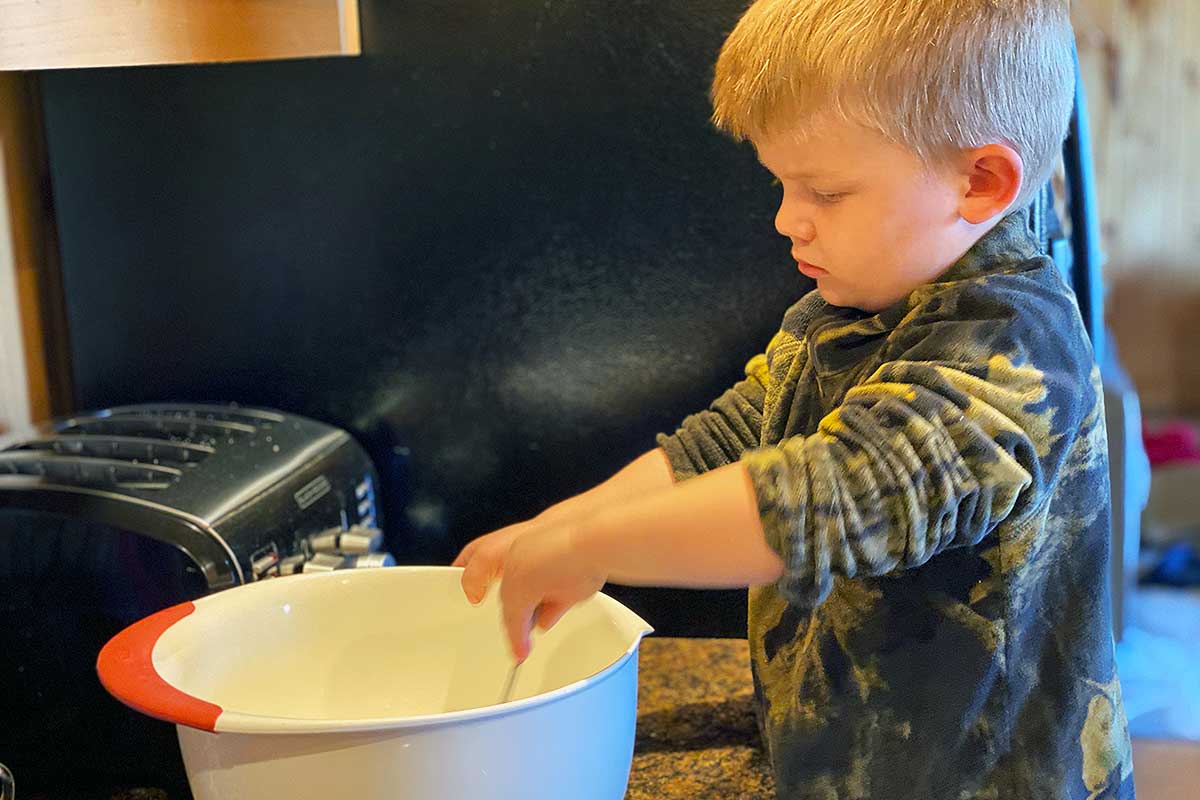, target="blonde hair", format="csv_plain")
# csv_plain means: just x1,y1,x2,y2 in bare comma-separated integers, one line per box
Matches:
711,0,1076,210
